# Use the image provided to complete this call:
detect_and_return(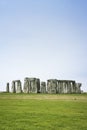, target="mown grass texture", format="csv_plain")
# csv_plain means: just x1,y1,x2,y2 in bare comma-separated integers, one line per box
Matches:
0,93,87,130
